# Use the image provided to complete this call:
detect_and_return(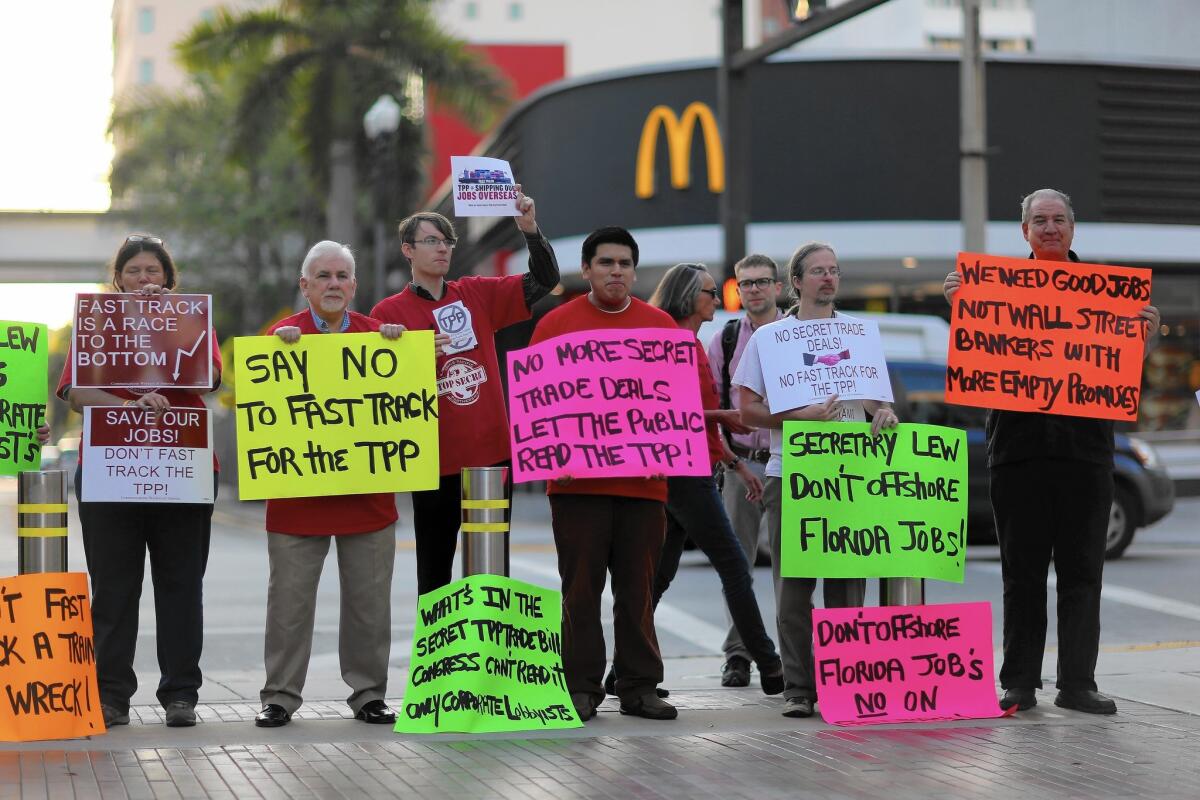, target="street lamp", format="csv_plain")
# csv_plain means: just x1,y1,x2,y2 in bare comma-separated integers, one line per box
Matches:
363,94,402,306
